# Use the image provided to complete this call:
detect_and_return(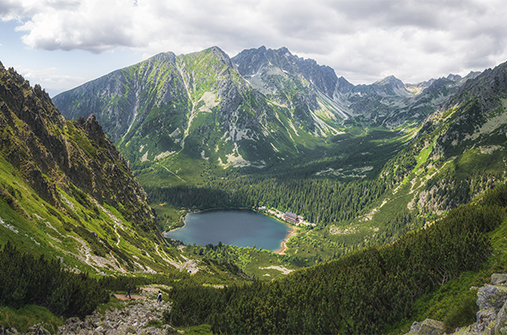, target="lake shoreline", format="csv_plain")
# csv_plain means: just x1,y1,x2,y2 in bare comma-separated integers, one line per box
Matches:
163,208,298,253
274,224,297,255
